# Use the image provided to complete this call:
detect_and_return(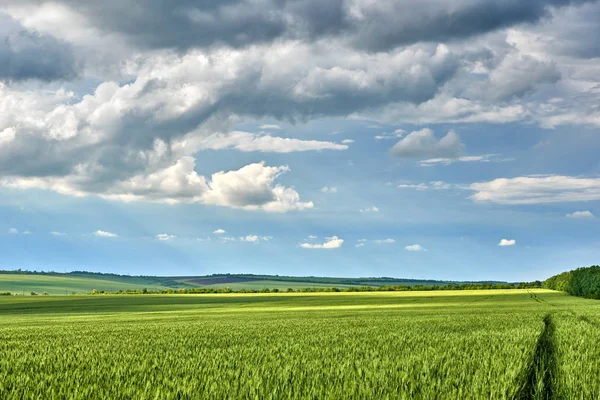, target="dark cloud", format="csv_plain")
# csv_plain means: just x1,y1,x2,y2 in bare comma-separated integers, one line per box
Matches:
0,13,79,82
2,0,592,52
